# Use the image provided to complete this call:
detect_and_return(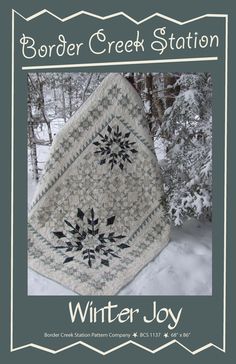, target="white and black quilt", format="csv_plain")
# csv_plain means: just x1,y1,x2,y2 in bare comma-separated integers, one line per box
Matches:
28,73,170,295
